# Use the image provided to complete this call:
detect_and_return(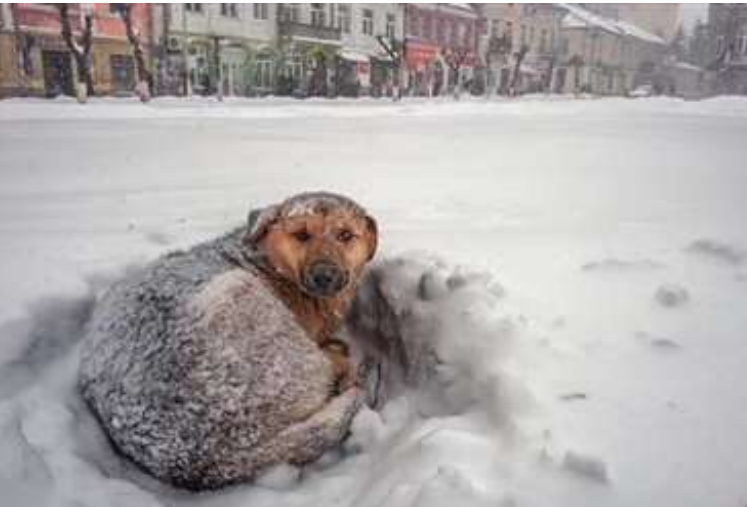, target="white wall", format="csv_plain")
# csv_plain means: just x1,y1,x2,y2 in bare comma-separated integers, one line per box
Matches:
171,4,276,44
